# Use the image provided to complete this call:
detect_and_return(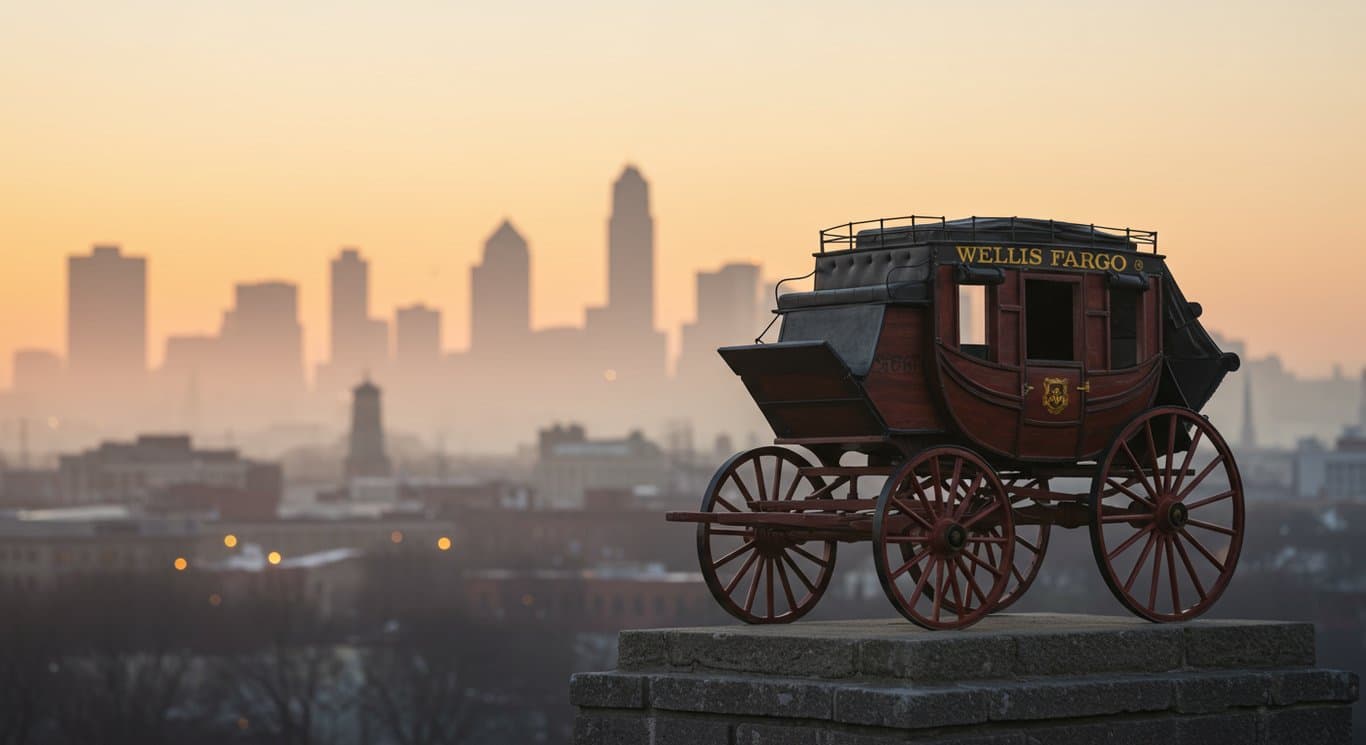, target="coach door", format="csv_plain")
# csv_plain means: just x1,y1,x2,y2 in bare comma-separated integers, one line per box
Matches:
1018,275,1085,459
